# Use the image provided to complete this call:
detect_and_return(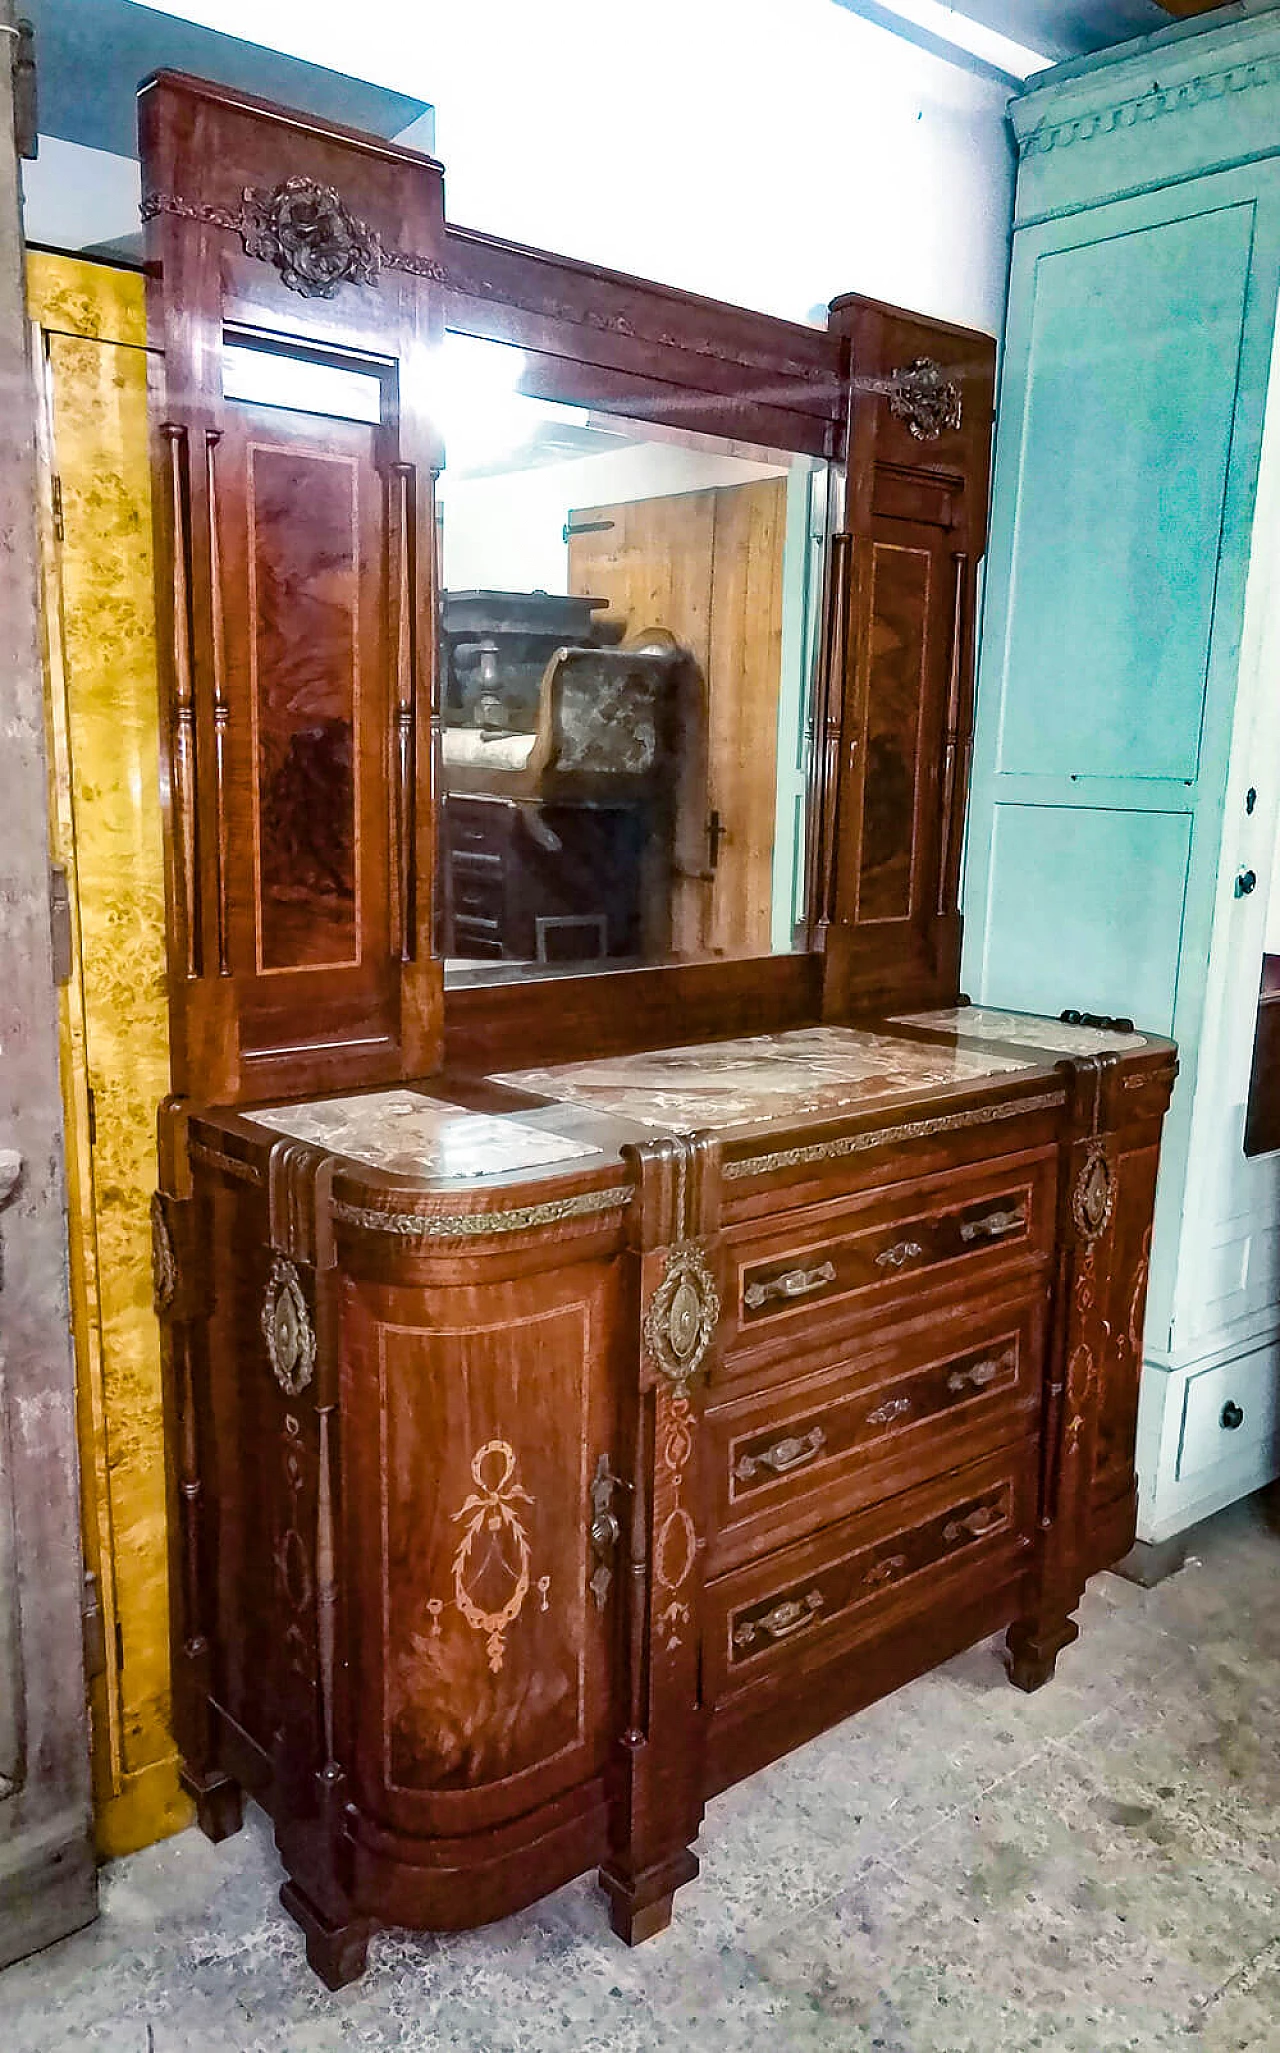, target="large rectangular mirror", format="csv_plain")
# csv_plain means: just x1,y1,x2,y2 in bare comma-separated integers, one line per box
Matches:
434,332,830,985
